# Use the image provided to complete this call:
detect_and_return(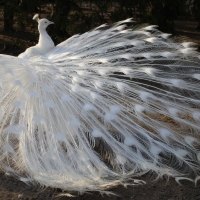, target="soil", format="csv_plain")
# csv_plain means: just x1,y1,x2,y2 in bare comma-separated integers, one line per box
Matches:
0,5,200,200
1,173,200,200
